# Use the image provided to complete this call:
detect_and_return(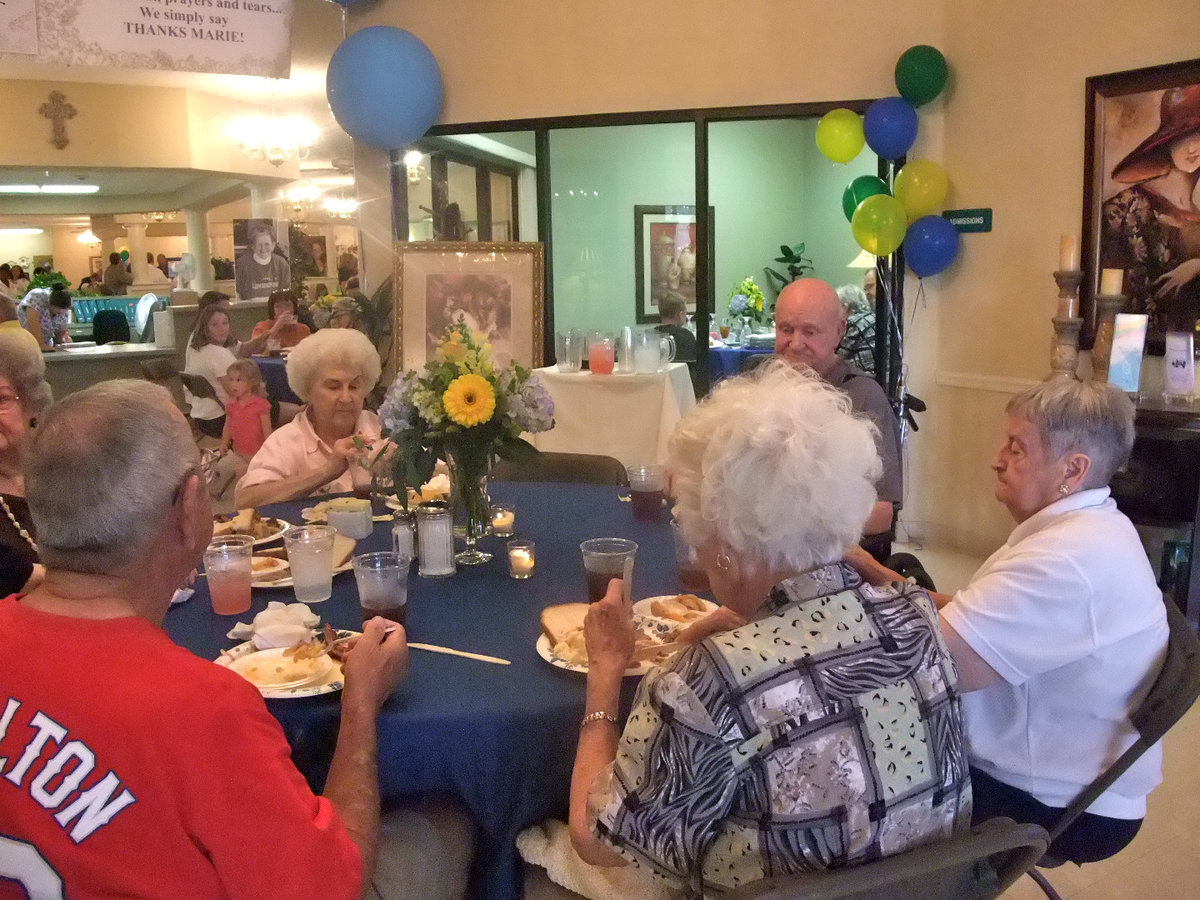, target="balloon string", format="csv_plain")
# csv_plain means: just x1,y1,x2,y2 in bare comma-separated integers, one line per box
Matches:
909,278,926,327
342,8,348,38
